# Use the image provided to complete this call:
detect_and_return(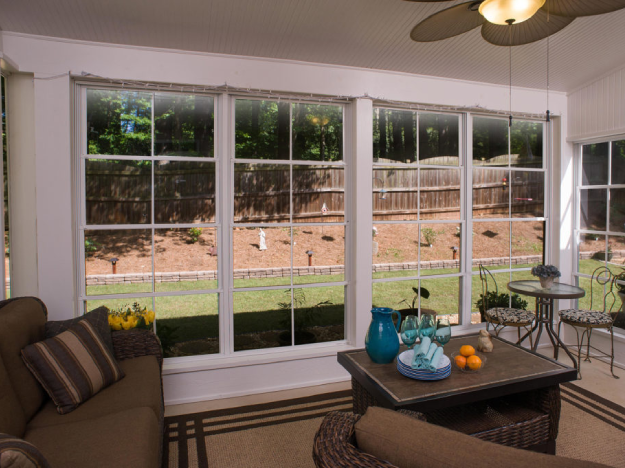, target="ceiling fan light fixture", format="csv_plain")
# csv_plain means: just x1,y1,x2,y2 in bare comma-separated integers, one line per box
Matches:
479,0,546,25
